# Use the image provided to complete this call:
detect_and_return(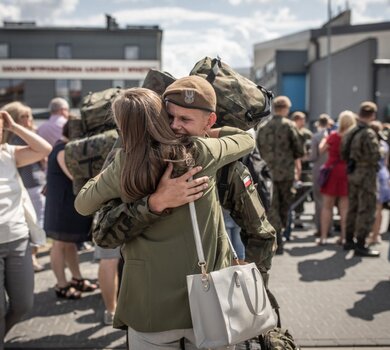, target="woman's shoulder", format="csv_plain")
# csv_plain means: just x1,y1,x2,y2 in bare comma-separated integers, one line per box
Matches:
1,143,15,156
